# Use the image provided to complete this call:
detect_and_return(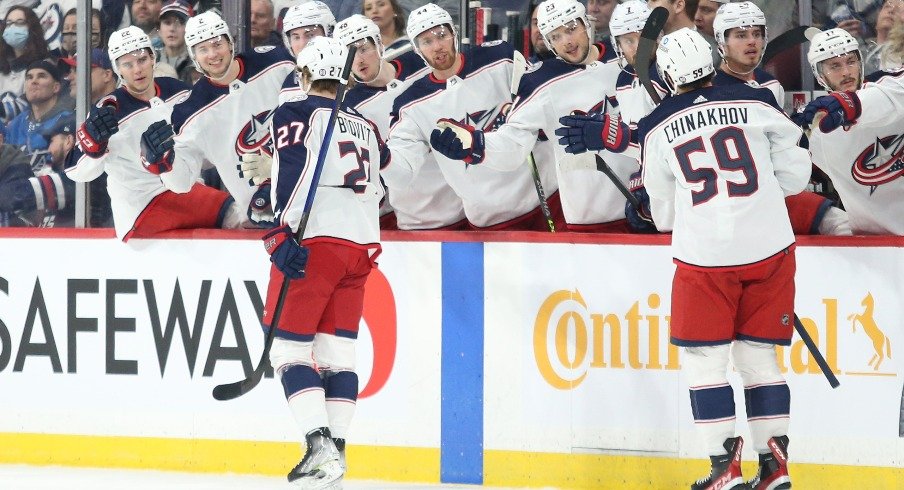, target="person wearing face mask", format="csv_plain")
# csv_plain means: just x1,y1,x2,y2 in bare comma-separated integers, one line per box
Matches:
0,6,50,125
